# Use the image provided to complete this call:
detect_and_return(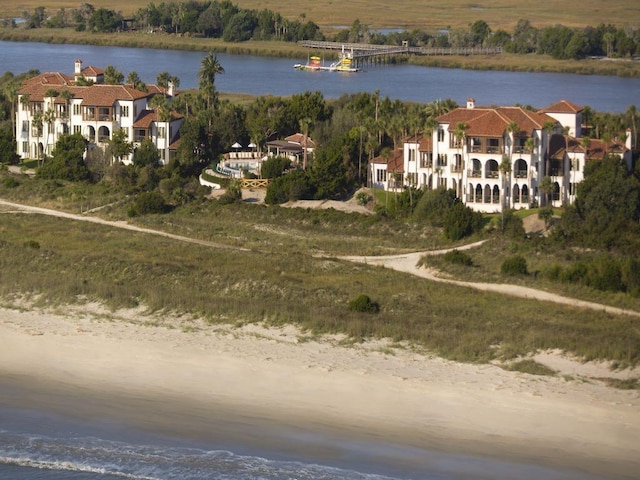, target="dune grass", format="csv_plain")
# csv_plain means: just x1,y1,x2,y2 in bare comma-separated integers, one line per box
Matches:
5,0,637,31
1,175,639,367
